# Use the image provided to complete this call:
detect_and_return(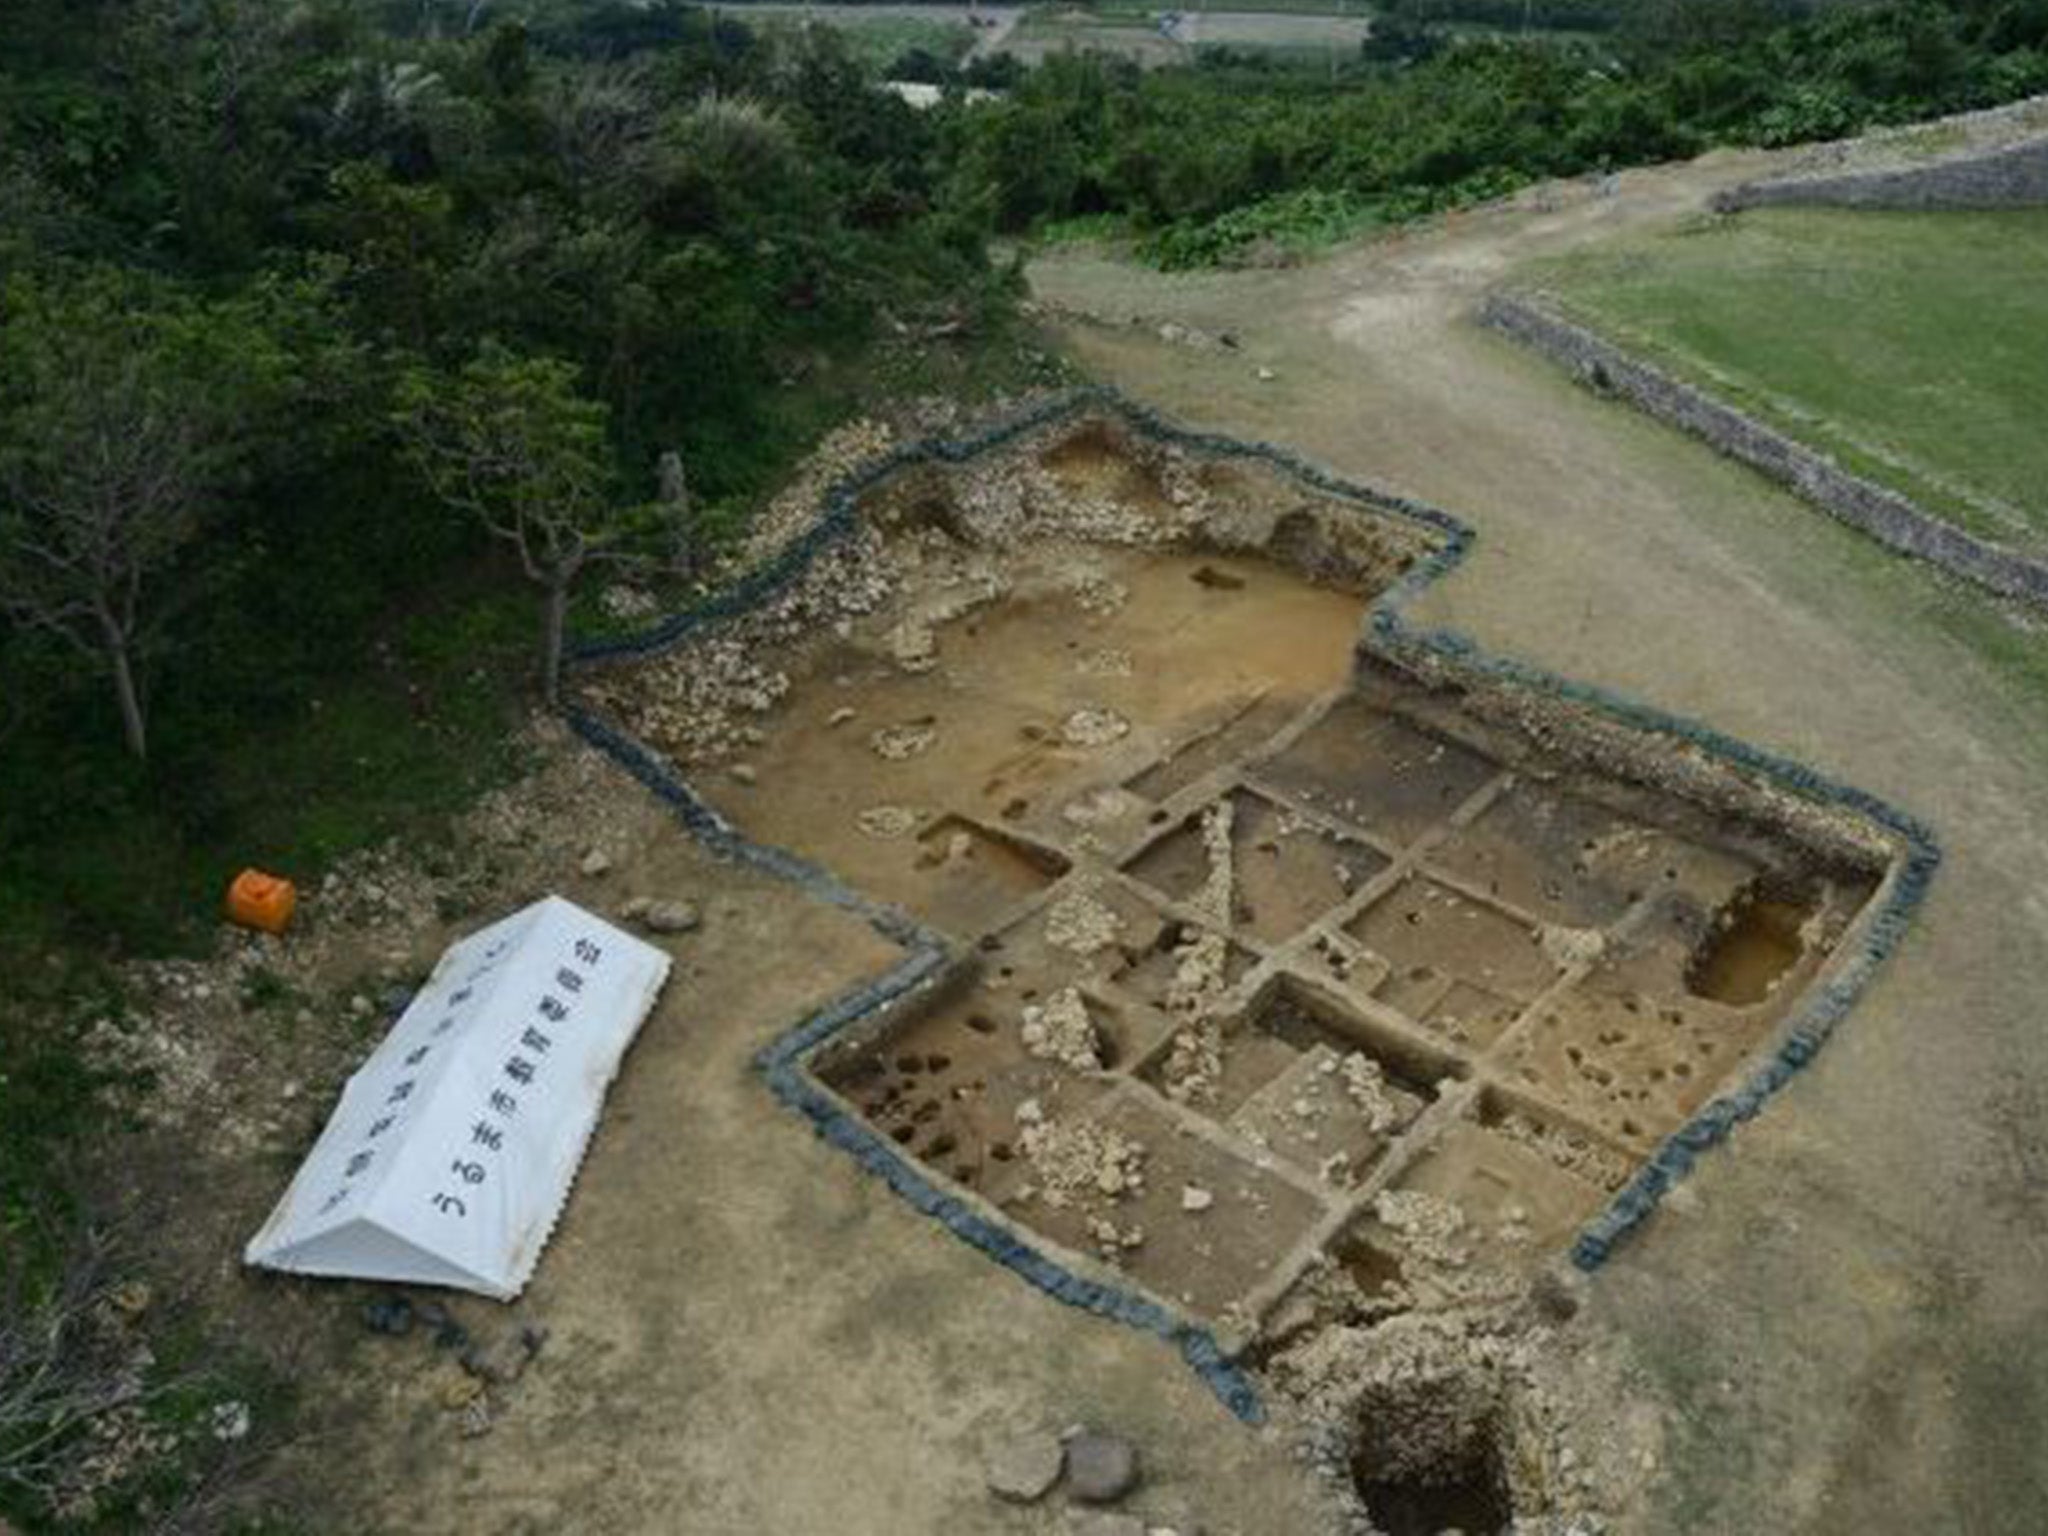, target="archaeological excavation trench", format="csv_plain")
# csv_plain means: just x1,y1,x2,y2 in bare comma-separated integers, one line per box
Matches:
571,396,1930,1530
